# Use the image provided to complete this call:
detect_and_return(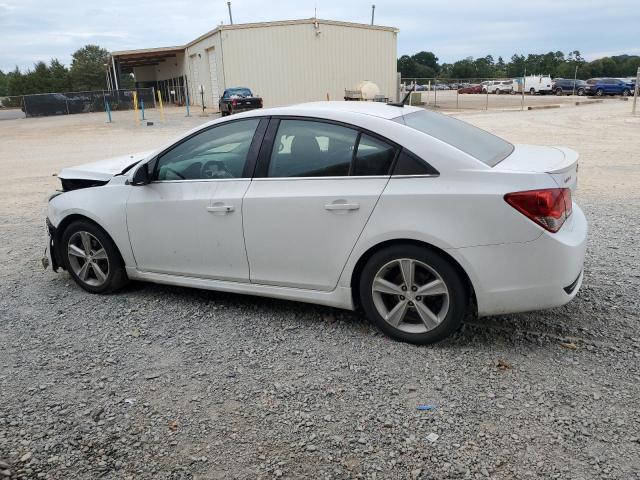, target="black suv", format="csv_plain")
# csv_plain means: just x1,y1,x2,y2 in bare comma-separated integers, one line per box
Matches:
552,78,587,96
